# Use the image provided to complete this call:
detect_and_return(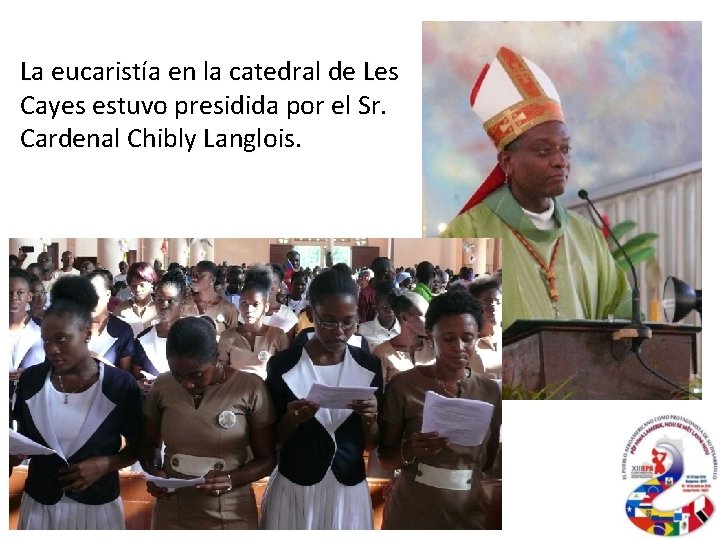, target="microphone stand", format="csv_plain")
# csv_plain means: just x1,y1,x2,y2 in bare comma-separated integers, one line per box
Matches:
578,190,652,353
